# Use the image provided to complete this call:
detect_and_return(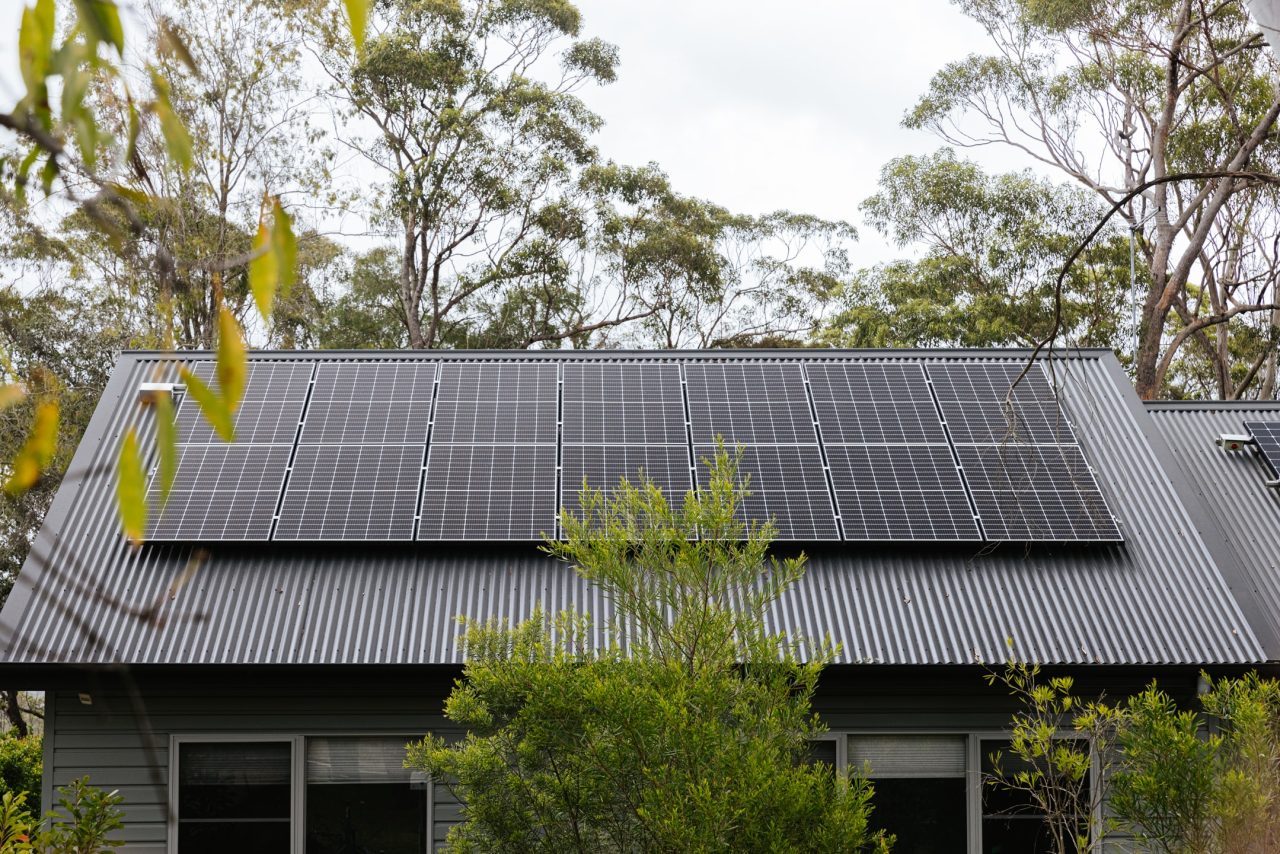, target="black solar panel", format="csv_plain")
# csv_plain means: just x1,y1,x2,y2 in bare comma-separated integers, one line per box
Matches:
928,362,1076,444
175,361,313,445
693,444,839,540
806,362,946,444
825,445,980,541
561,445,693,516
685,363,817,445
957,444,1121,541
418,444,557,540
432,362,558,444
274,445,423,540
562,363,686,444
299,362,434,445
146,445,292,540
1245,421,1280,478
